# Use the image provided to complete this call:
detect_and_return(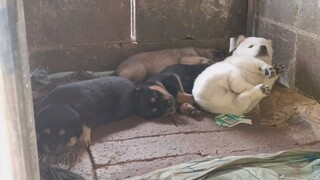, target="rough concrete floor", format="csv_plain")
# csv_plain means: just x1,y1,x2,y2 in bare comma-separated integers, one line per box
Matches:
69,109,320,180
